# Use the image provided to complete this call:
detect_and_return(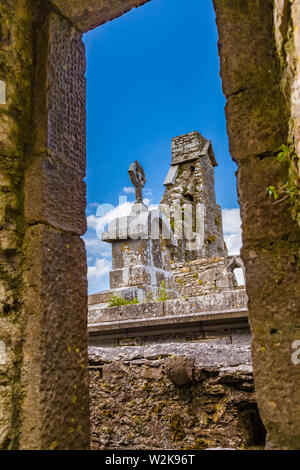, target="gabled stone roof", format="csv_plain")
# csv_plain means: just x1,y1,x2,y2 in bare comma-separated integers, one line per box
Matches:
171,131,218,167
